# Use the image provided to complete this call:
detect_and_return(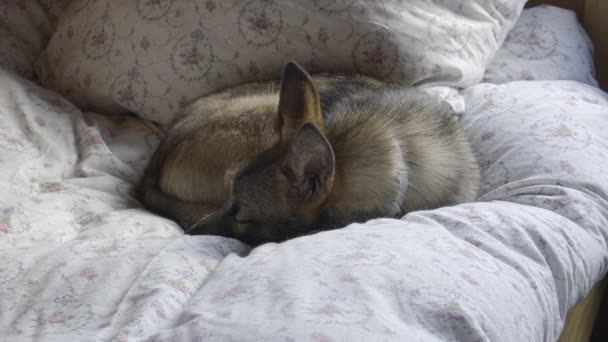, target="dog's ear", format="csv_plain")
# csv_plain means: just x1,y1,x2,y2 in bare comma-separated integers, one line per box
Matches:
283,123,334,202
277,61,324,142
